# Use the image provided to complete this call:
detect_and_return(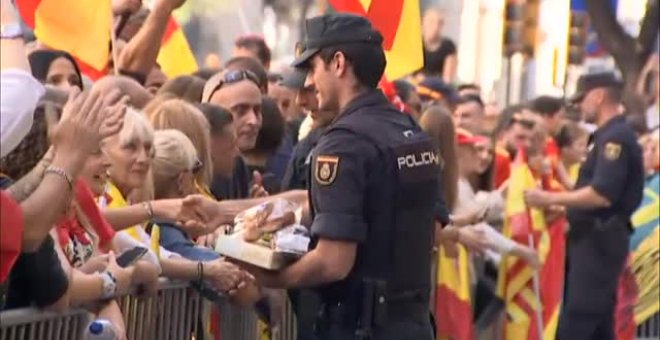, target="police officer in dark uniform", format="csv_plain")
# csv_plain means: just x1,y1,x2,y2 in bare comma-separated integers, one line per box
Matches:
248,14,440,340
525,72,644,340
281,69,335,192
